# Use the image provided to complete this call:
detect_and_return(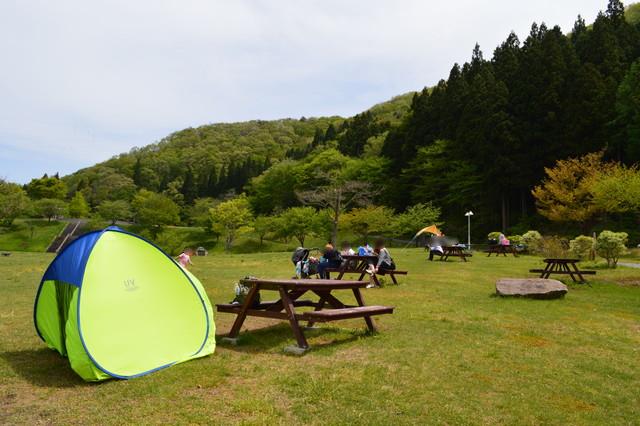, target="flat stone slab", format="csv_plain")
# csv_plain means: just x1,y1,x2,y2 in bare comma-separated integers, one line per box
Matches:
496,278,568,299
